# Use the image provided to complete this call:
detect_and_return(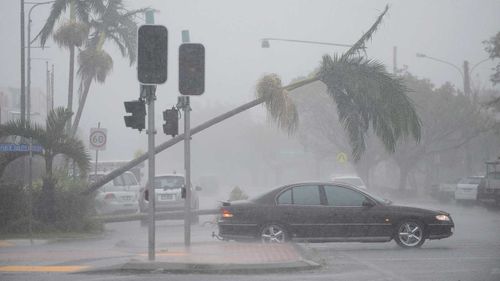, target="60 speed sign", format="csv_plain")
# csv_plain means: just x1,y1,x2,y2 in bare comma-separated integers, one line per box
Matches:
89,128,107,151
